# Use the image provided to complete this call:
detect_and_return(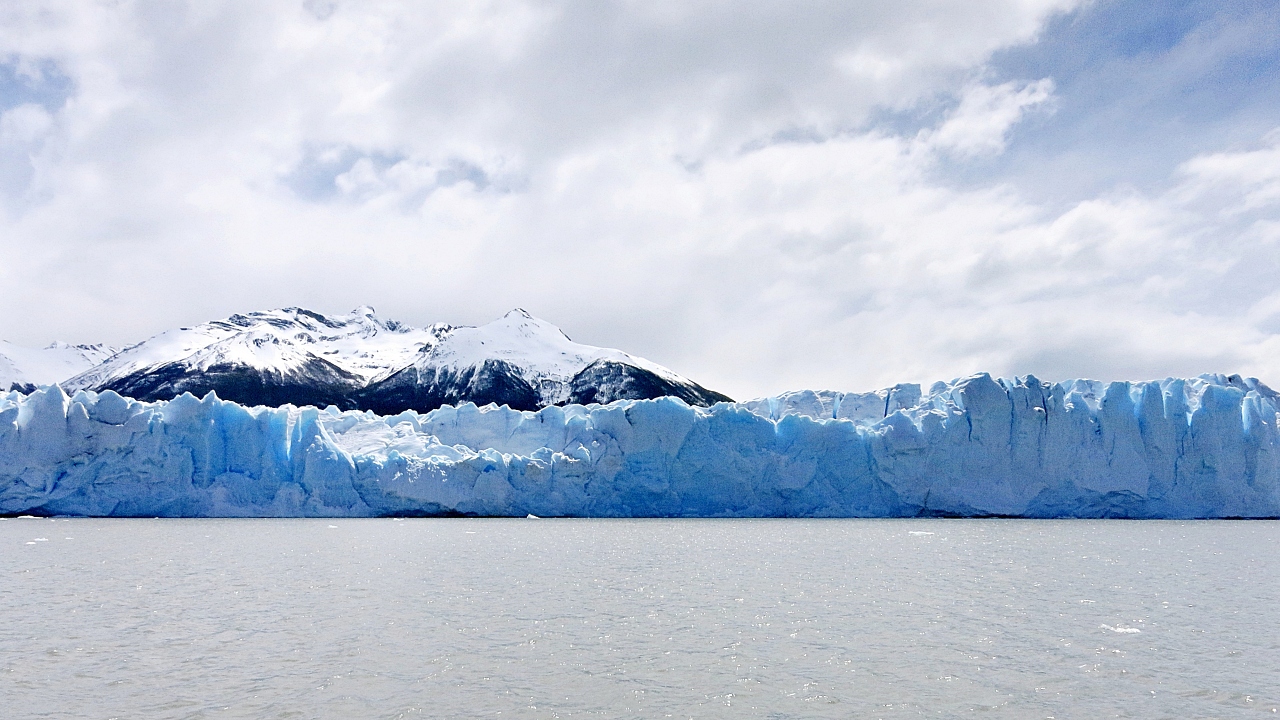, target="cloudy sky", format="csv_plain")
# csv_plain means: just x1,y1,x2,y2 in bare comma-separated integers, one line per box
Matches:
1,0,1278,400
